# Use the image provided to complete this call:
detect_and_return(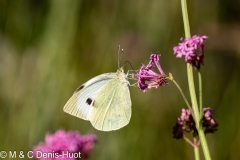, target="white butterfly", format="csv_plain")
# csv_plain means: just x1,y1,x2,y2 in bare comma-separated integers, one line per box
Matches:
63,67,131,131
